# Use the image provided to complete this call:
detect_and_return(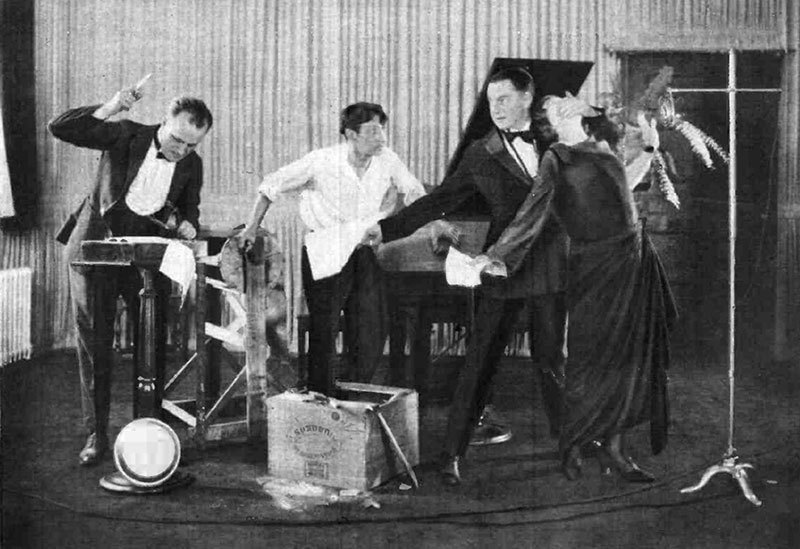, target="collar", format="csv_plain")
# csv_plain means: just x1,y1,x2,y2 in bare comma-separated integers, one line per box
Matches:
505,121,532,132
153,126,163,150
153,127,167,160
